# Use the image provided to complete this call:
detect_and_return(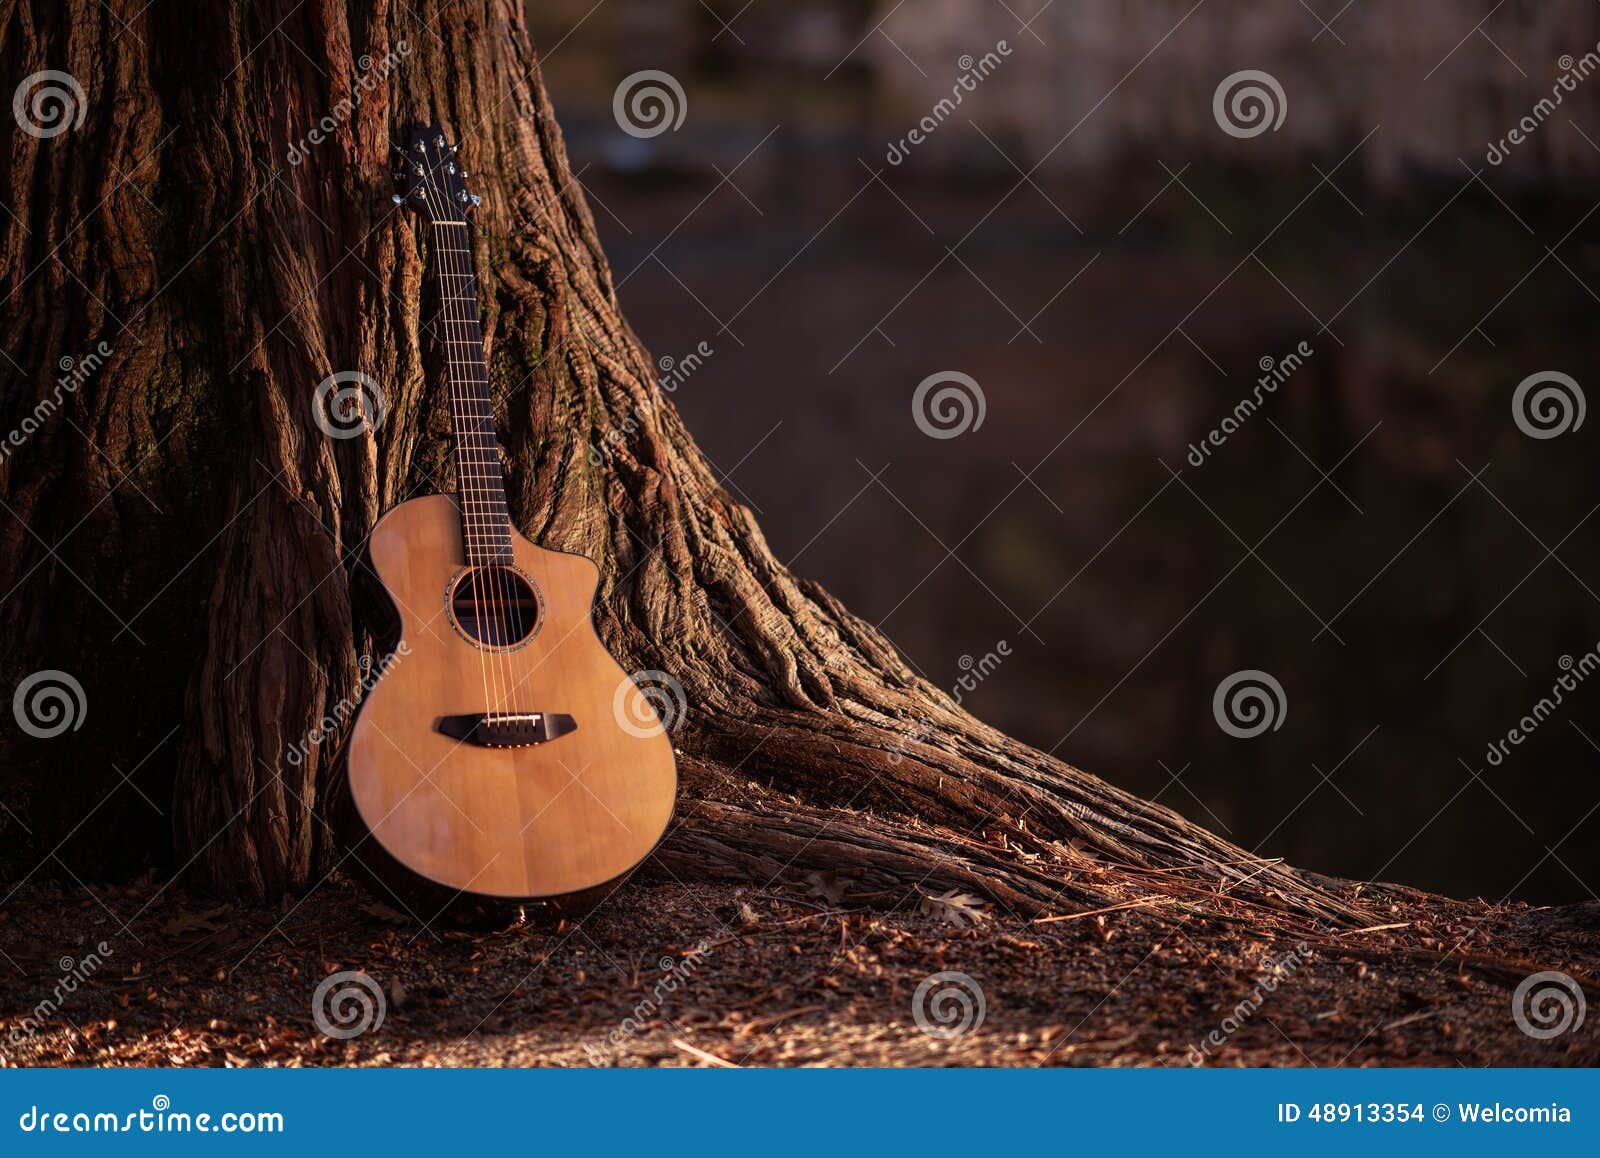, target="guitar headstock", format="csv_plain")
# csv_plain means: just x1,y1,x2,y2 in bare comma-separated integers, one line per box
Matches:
392,122,479,223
